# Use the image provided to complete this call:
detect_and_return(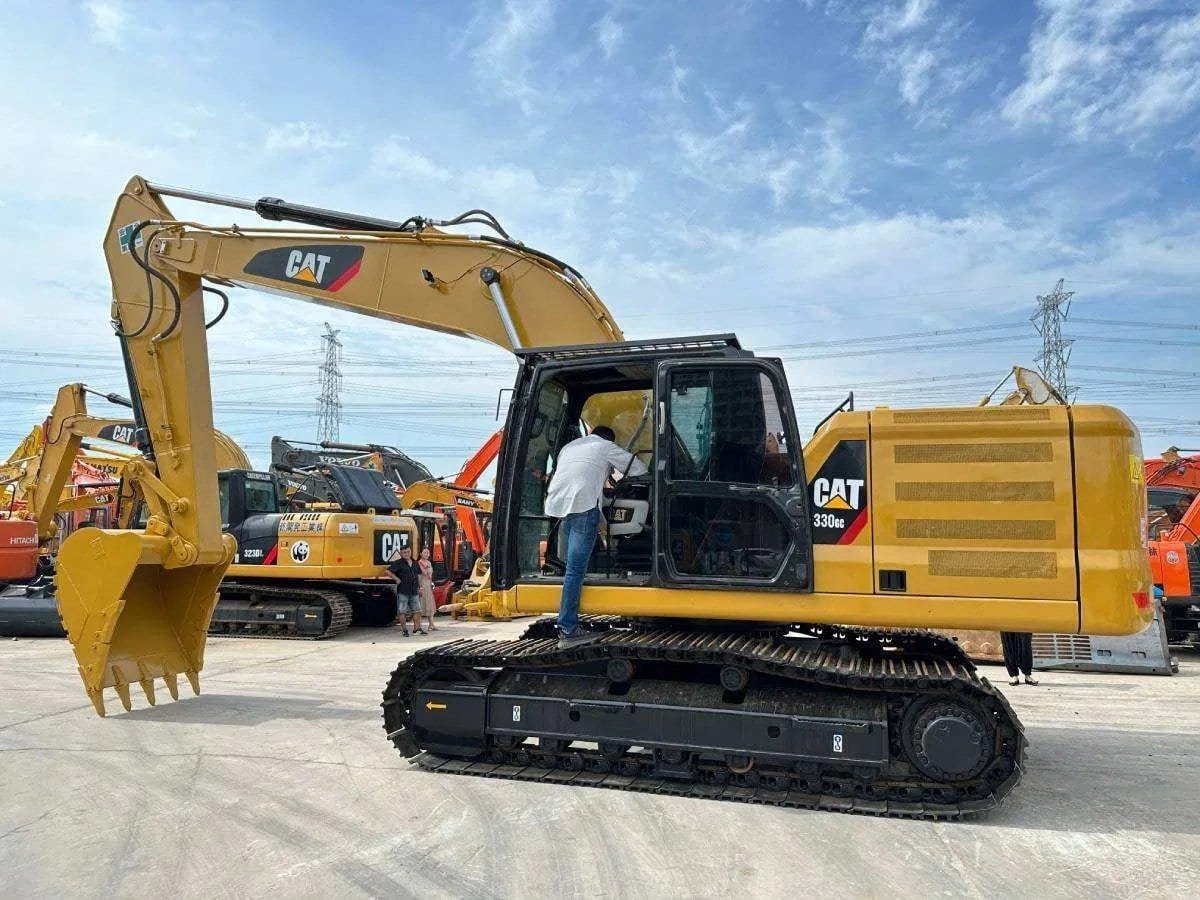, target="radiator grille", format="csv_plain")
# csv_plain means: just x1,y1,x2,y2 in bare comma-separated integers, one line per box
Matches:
895,481,1055,502
1033,633,1093,661
928,549,1058,579
892,408,1052,423
898,519,1056,541
894,442,1053,464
